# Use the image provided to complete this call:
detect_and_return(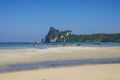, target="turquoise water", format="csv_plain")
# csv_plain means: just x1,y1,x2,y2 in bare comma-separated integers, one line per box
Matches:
0,42,120,49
